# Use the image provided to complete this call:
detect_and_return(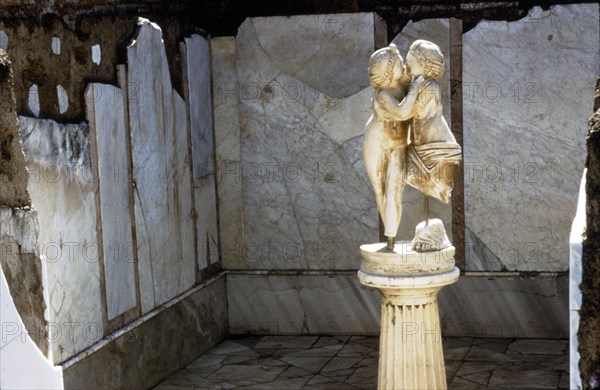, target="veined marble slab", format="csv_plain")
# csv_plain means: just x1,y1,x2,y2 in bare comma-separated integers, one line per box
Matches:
20,116,104,363
127,18,195,312
227,272,568,338
183,34,220,271
227,274,381,335
463,4,600,271
85,82,137,321
212,36,245,269
173,92,197,285
236,14,384,269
